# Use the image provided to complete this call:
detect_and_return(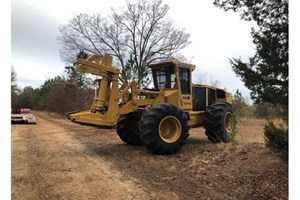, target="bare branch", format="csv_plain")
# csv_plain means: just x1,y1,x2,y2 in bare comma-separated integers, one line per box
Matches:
57,0,191,88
